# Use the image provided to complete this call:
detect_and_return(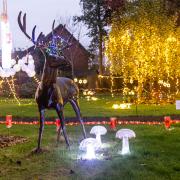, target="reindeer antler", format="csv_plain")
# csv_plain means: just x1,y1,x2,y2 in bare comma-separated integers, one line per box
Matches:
52,20,55,37
18,11,43,45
